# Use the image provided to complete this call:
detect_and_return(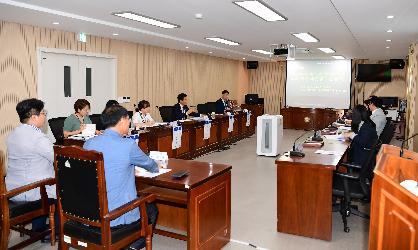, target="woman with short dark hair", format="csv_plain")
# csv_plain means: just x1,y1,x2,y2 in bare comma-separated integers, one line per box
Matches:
132,100,155,129
63,99,93,137
349,105,378,165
